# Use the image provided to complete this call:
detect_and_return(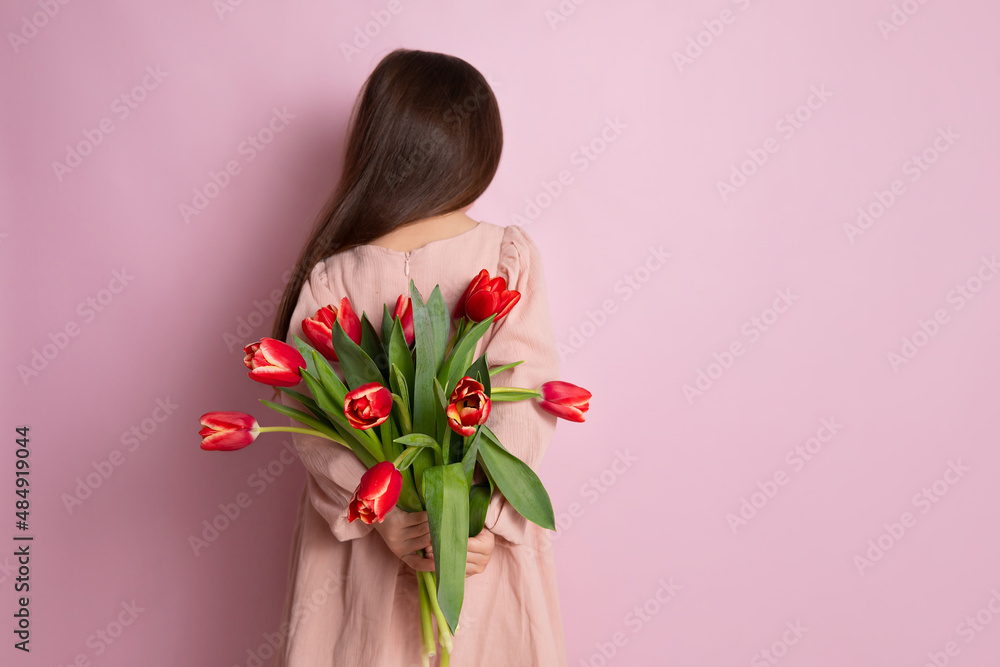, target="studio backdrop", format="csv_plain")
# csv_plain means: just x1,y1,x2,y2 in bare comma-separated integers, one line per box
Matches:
3,1,1000,665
